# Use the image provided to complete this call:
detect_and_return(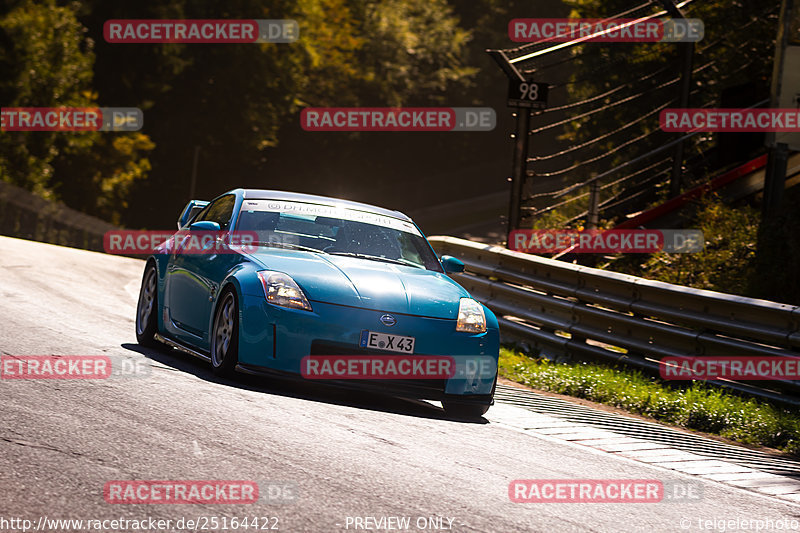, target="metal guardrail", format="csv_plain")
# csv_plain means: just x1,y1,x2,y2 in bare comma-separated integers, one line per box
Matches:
0,180,116,252
429,236,800,406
